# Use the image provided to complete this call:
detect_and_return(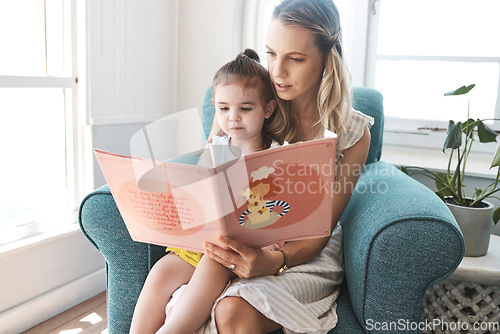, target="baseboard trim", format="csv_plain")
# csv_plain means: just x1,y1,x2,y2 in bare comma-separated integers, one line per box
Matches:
0,268,106,334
